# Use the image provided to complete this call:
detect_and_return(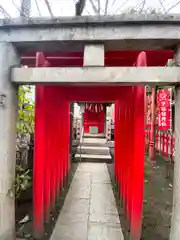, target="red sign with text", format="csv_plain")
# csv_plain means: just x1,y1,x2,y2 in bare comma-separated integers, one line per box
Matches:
157,89,171,131
146,95,151,128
